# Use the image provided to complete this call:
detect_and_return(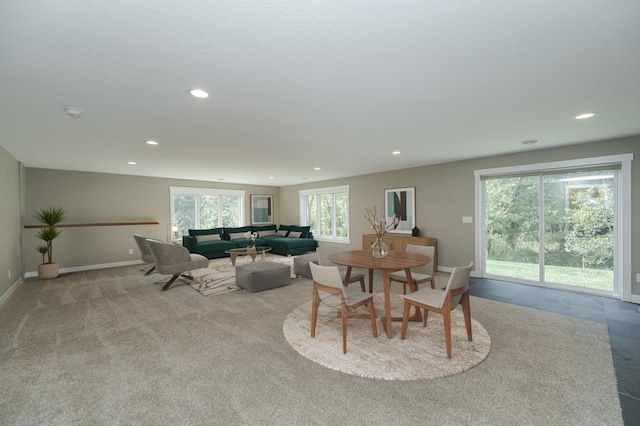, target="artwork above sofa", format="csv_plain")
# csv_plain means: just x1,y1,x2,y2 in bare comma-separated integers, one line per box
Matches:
182,224,318,258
